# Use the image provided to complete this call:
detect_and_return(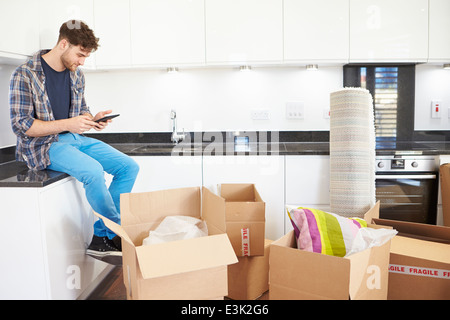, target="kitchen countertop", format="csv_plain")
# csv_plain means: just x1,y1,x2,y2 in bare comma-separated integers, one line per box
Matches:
1,140,450,188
